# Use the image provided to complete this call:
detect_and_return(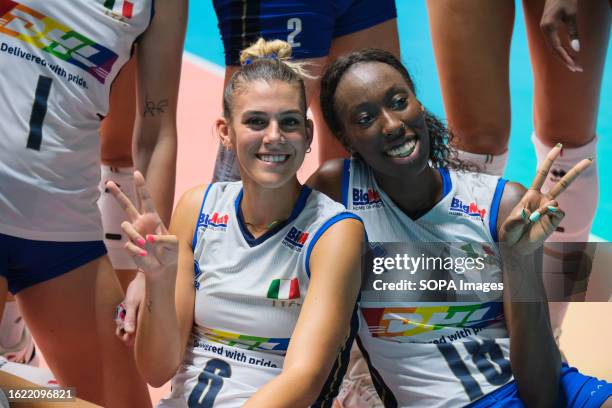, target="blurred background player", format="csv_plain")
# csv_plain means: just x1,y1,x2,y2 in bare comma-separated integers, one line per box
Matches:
211,0,400,182
0,0,186,405
426,0,610,340
98,56,141,292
